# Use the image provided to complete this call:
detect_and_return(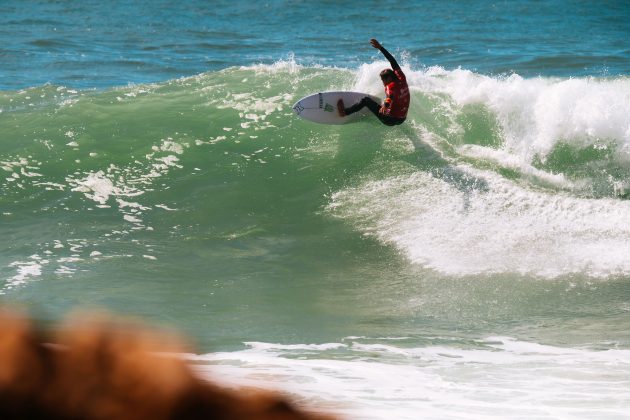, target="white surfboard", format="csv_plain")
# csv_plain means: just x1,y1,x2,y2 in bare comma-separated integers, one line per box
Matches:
292,91,381,125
